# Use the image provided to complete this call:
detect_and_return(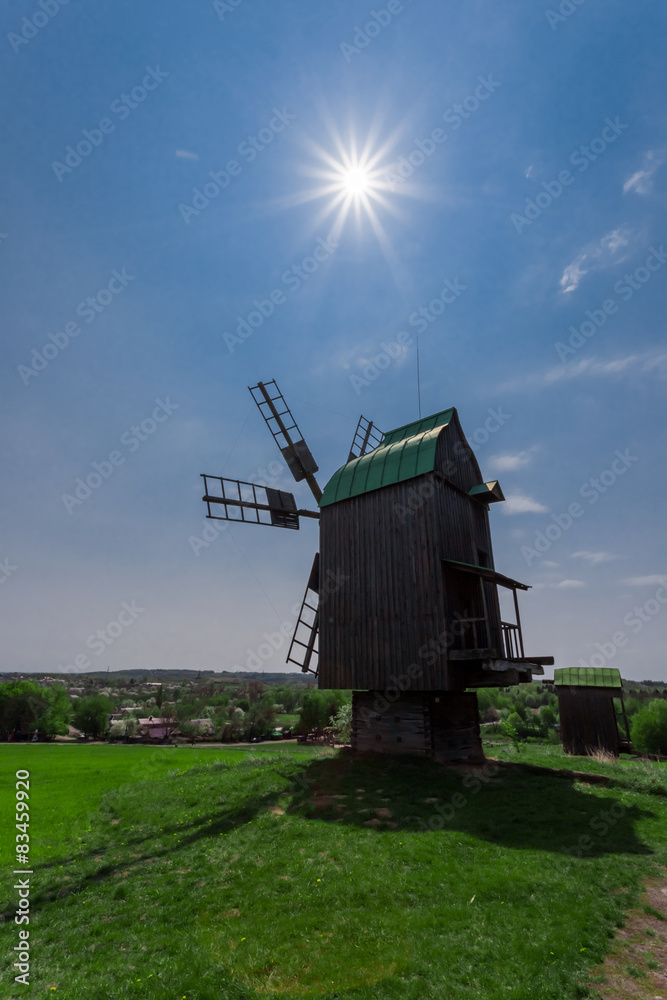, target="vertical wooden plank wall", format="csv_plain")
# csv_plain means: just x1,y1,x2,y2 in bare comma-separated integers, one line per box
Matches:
319,418,504,691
